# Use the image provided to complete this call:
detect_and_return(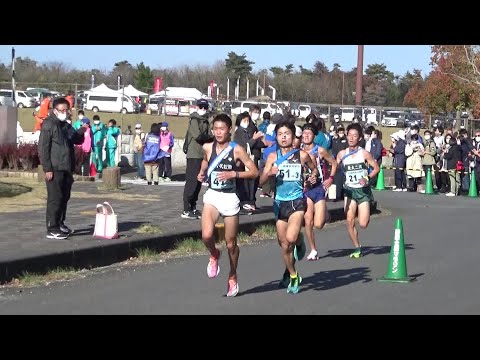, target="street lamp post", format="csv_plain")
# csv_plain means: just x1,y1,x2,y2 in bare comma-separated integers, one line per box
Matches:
355,45,364,106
